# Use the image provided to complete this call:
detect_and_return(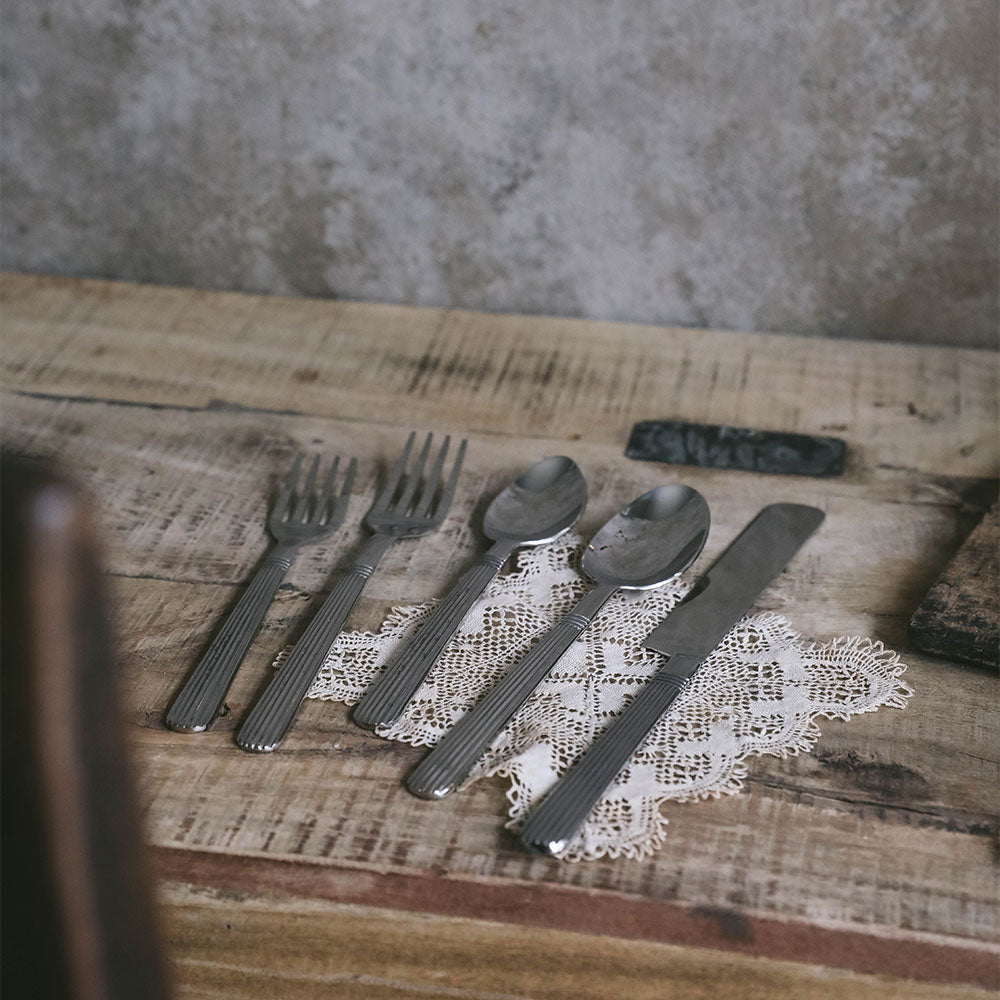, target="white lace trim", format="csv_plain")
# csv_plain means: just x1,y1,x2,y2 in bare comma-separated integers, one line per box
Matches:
294,533,912,861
